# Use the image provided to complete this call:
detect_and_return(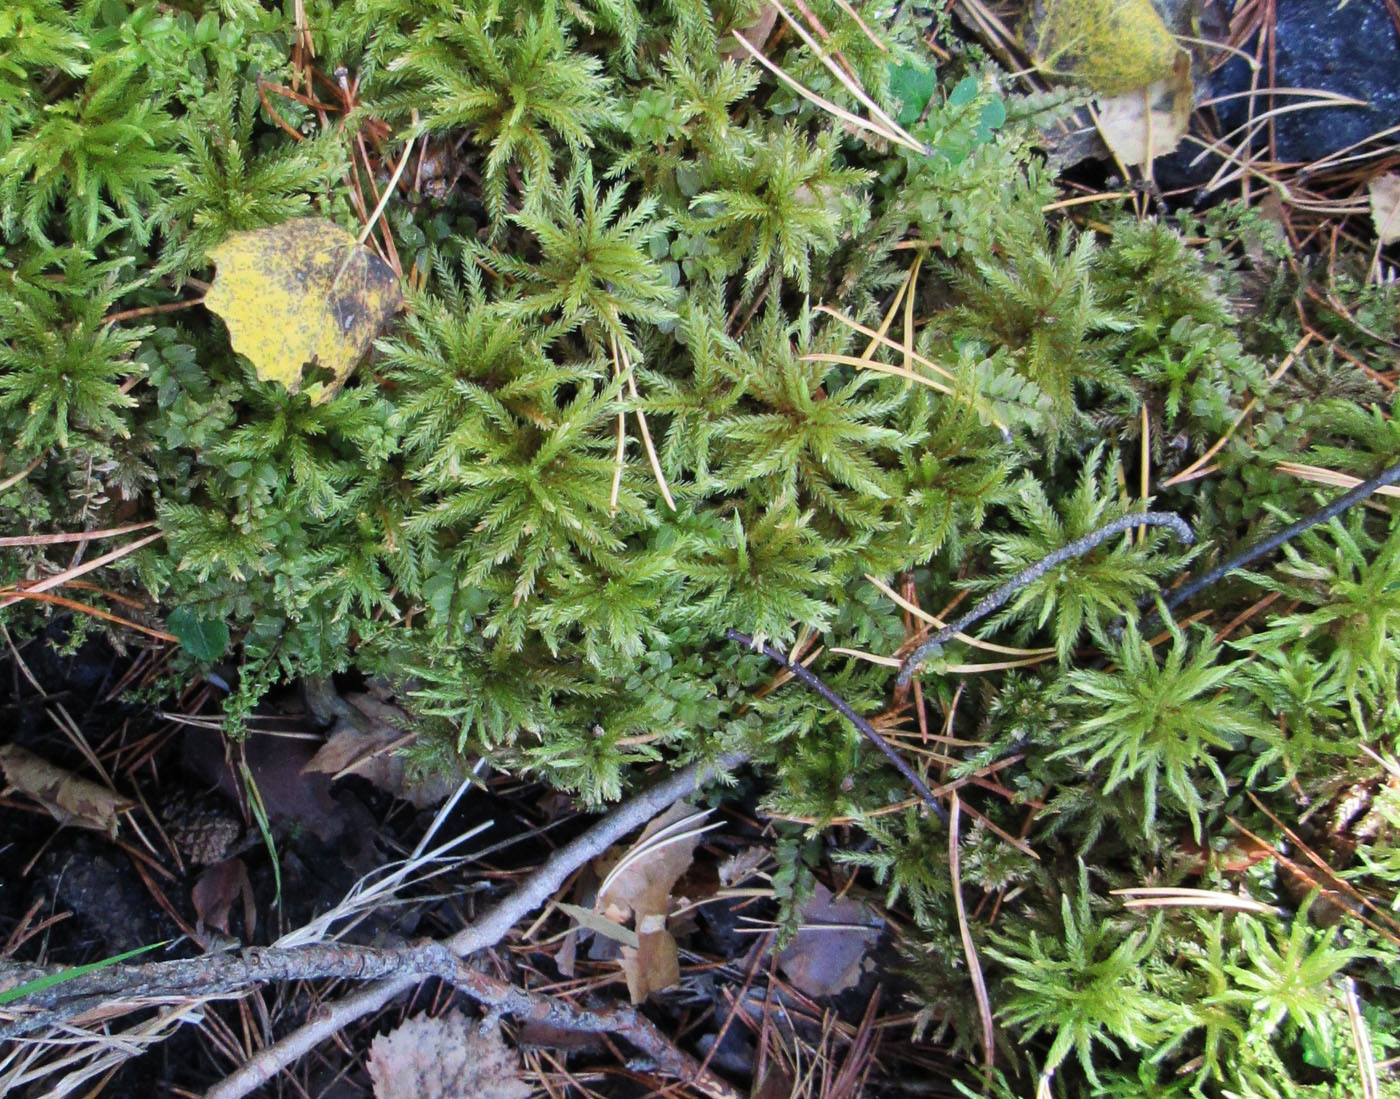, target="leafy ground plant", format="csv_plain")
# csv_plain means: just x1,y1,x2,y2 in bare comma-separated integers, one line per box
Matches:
2,0,1400,1095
